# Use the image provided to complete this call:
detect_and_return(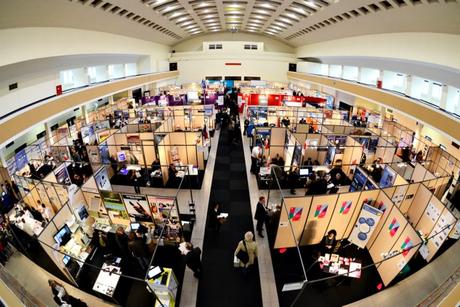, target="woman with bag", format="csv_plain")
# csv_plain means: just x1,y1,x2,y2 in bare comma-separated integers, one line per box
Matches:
234,231,258,271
